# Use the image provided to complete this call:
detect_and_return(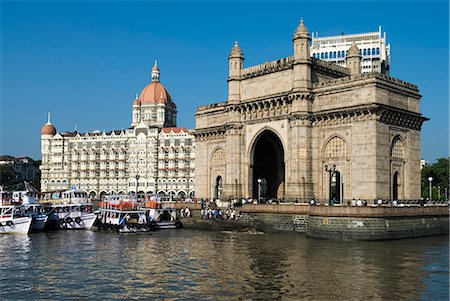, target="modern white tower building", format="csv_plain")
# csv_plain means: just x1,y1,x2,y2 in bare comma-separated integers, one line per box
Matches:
311,26,390,74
